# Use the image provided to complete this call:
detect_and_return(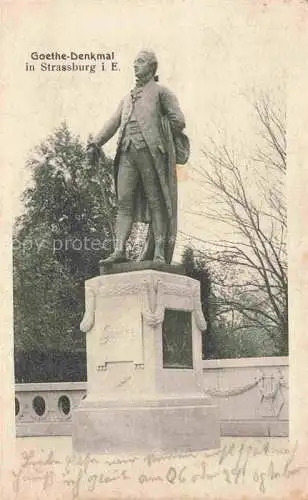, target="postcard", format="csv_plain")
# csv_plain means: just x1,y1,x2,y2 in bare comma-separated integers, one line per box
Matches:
1,0,308,498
